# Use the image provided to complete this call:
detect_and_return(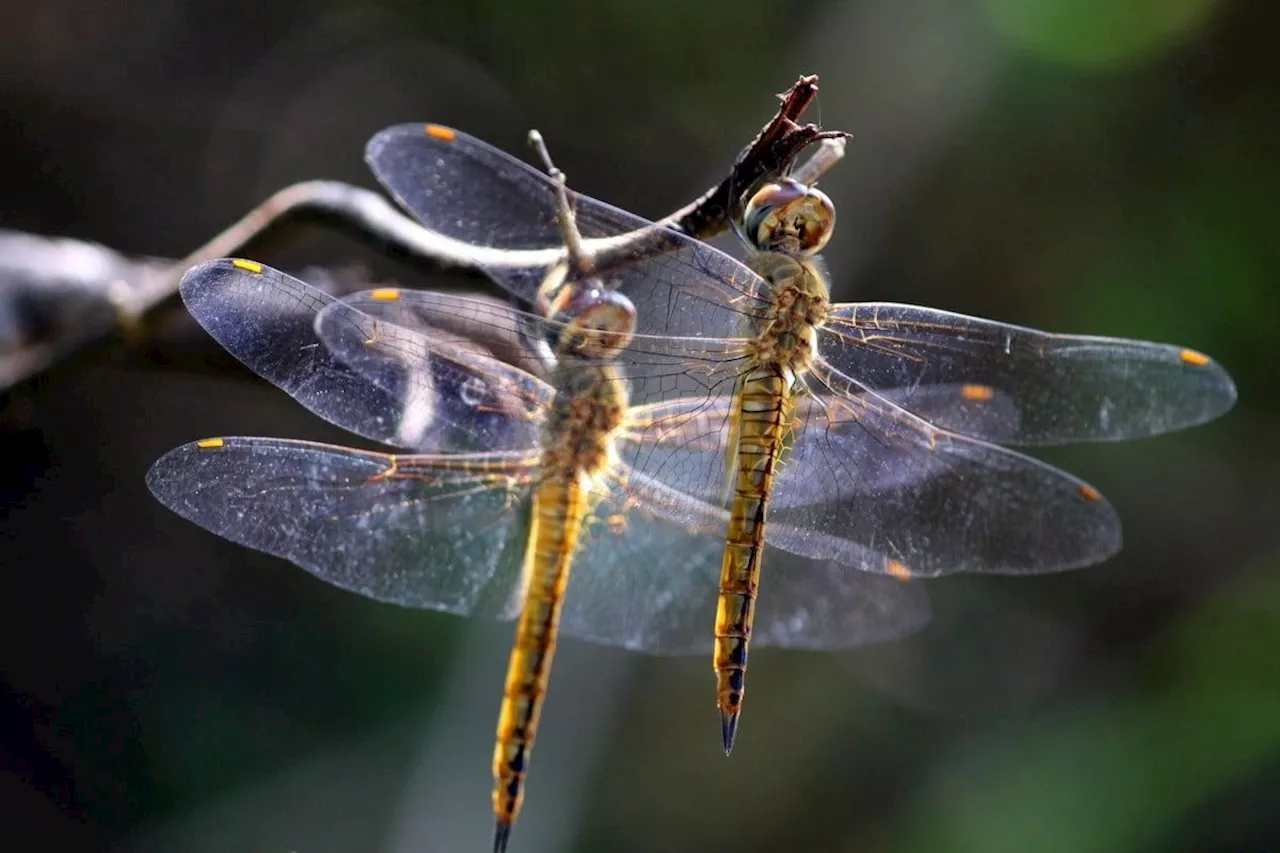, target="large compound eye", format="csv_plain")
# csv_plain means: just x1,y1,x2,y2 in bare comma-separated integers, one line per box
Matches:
551,287,637,358
741,178,836,258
